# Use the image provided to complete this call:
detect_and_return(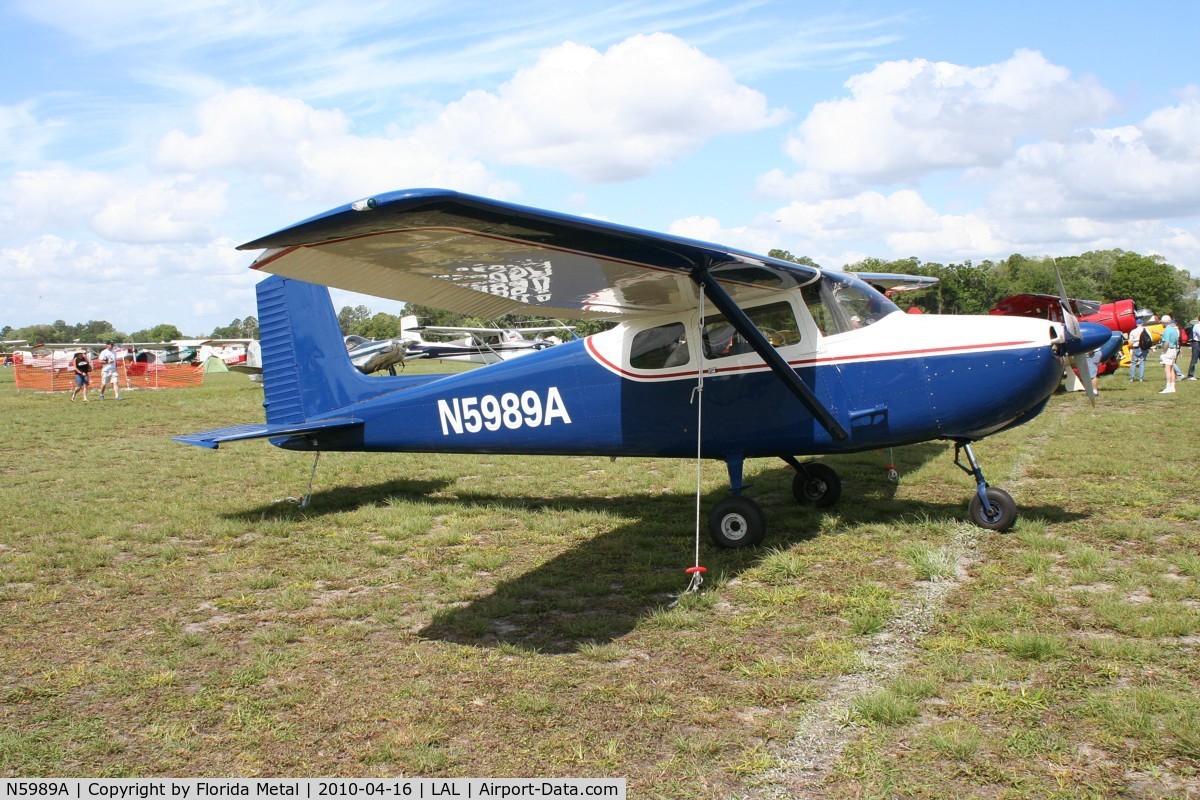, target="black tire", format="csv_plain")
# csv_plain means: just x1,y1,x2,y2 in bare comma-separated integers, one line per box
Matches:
792,462,842,508
708,496,767,549
968,487,1017,532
